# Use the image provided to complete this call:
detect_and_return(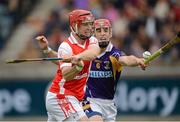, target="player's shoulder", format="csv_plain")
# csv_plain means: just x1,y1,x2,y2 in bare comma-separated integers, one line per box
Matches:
59,41,70,47
111,46,126,57
89,36,98,44
89,36,97,41
111,46,121,53
58,39,72,51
